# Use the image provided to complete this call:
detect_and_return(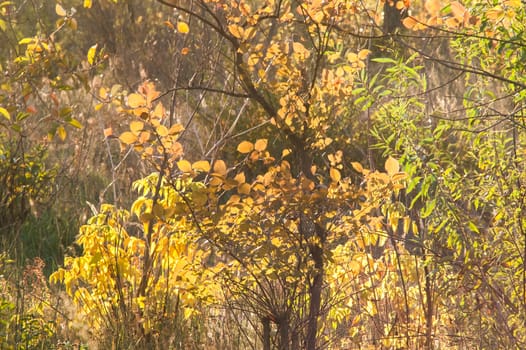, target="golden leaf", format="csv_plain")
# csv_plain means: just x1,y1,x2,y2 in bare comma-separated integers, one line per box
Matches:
192,160,211,172
169,124,184,135
119,131,137,144
156,124,168,137
213,160,227,176
130,120,144,133
127,93,146,108
254,139,268,152
99,87,107,99
237,141,254,154
228,24,244,39
351,162,364,173
385,156,400,176
238,183,251,195
177,160,192,173
330,167,341,182
177,21,189,34
358,49,371,60
234,172,246,184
